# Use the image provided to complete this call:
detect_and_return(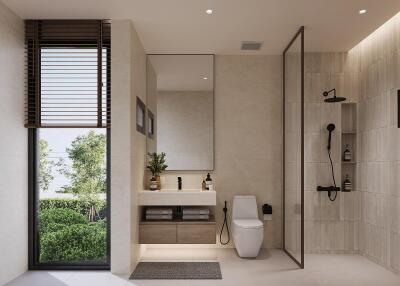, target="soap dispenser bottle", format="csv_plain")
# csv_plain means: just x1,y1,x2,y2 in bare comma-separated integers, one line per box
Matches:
202,180,206,191
205,173,213,191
